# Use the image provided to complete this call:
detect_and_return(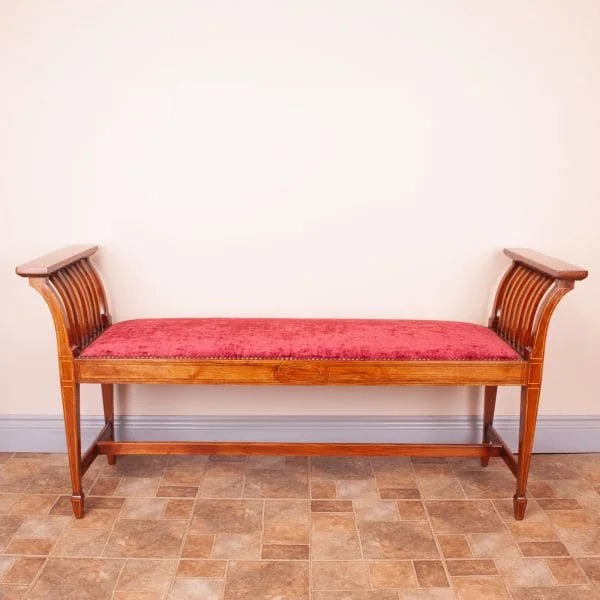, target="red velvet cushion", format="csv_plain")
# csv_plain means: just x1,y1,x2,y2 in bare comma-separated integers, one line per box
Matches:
80,318,520,361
